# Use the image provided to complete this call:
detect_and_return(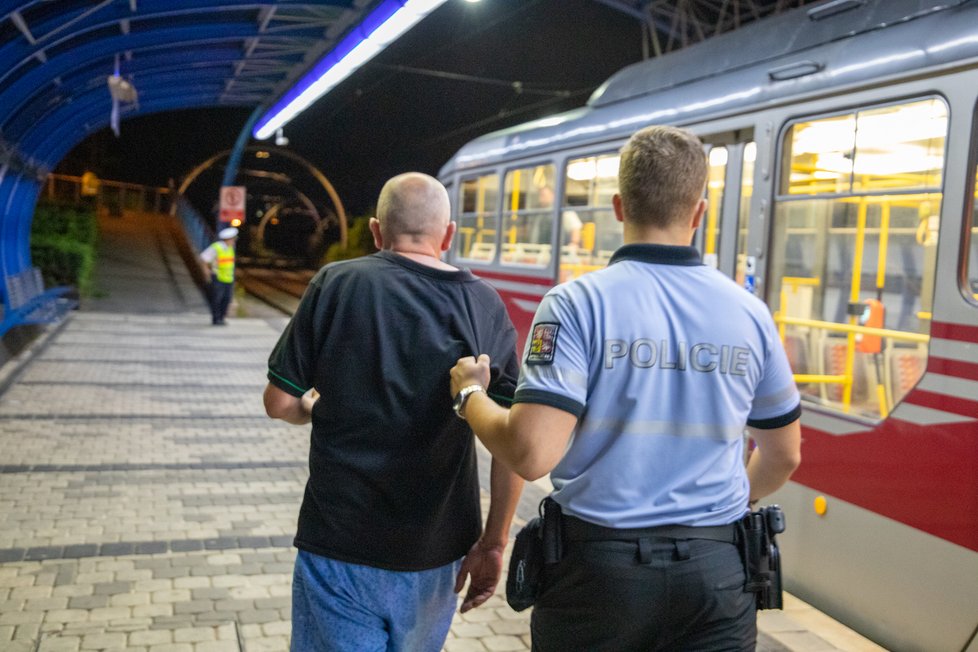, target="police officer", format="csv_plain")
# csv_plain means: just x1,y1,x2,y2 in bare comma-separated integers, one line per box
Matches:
199,227,237,325
451,125,802,651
